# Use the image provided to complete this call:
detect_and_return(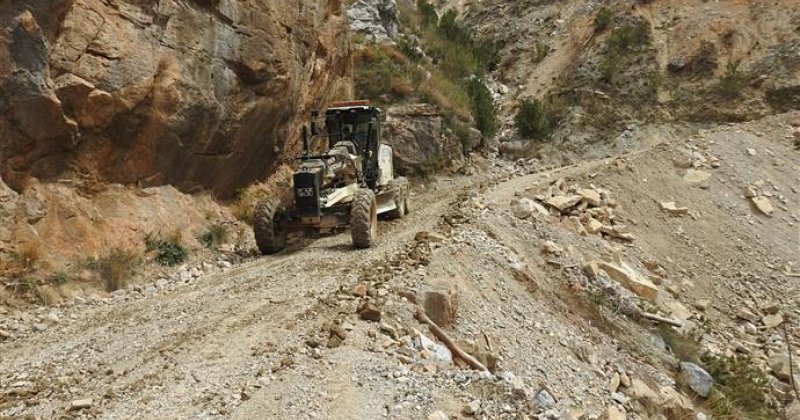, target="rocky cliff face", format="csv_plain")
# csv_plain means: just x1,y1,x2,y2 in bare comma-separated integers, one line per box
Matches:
0,0,353,198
